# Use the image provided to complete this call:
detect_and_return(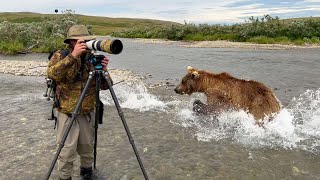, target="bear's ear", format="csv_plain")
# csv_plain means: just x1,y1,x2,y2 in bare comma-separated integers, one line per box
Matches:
191,71,200,79
187,66,194,72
